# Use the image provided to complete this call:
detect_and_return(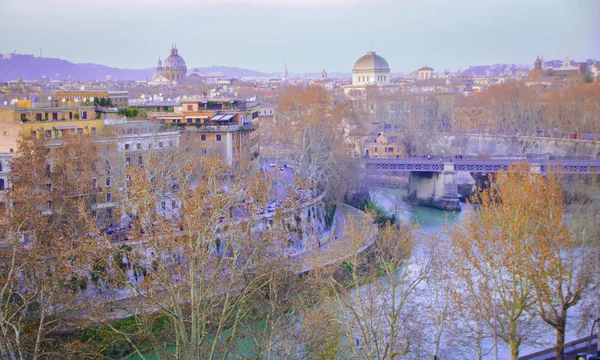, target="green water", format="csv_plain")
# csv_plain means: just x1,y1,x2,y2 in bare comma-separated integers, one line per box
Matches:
129,320,264,359
369,186,469,232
